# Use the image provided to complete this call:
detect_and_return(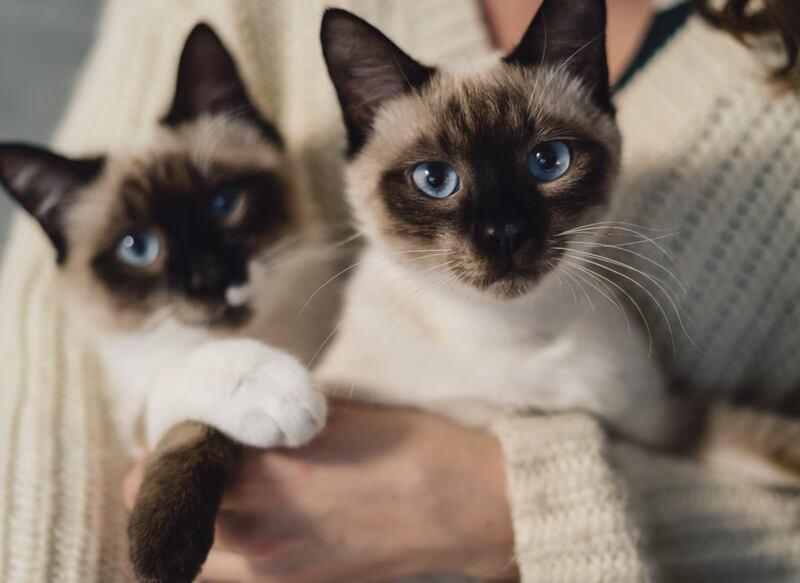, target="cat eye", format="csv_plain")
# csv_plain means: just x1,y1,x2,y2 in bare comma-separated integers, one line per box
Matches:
527,141,571,182
411,162,460,199
211,186,246,221
116,230,162,268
